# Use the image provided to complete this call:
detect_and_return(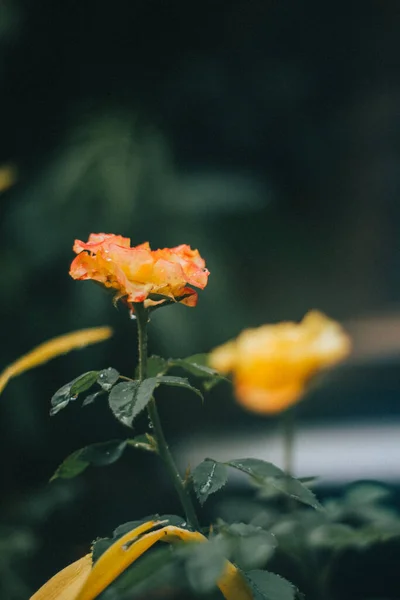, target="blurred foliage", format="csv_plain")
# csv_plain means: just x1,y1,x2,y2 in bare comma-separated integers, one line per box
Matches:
214,482,400,600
